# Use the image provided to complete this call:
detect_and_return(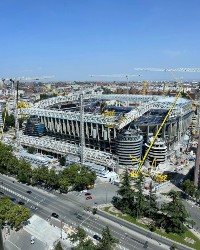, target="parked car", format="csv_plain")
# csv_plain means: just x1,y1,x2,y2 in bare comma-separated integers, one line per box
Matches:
86,196,92,200
0,191,4,195
51,212,59,218
93,234,101,241
31,236,35,244
27,191,32,194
